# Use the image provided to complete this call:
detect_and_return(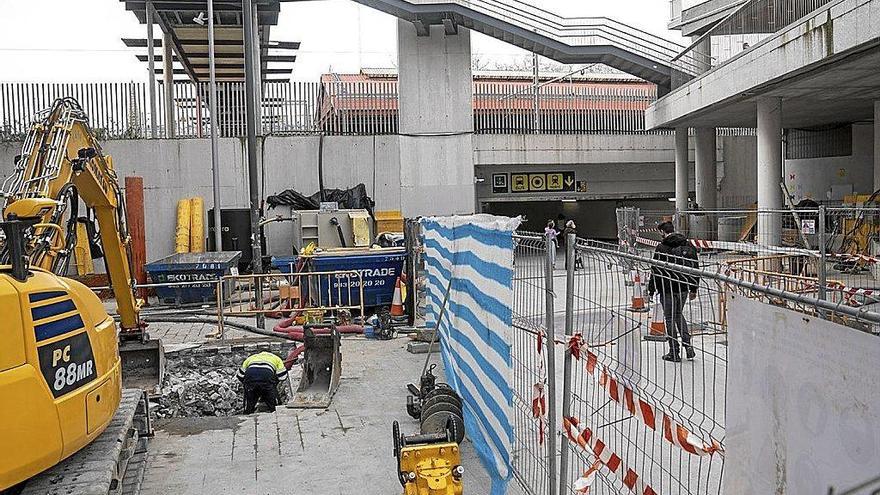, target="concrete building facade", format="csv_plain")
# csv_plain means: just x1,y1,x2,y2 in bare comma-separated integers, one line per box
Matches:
648,0,880,229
